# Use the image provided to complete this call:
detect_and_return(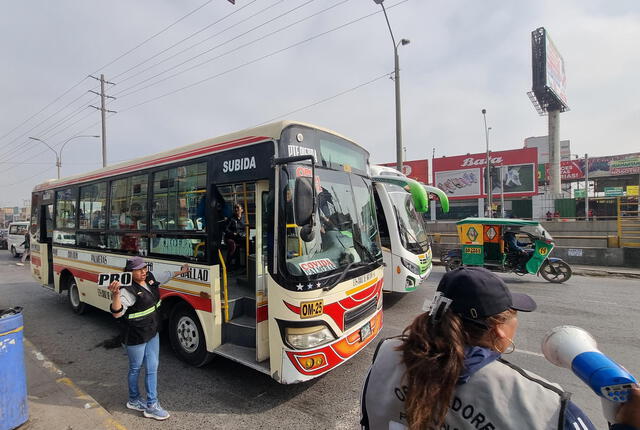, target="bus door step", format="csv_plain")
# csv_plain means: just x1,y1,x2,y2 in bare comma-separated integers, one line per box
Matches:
213,343,269,374
223,315,256,348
